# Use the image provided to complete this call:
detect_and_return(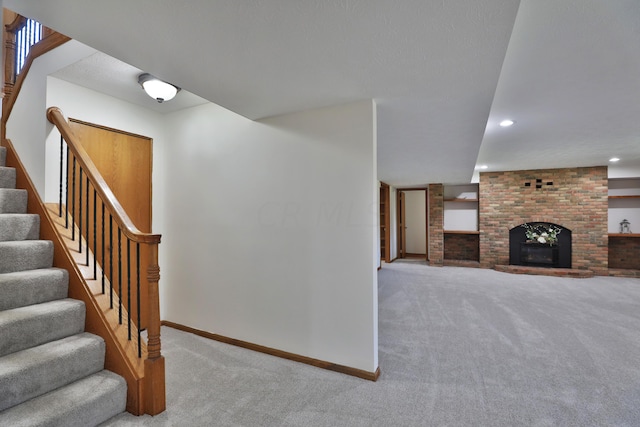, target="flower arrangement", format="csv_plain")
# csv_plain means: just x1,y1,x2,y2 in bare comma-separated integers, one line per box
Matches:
522,223,561,246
